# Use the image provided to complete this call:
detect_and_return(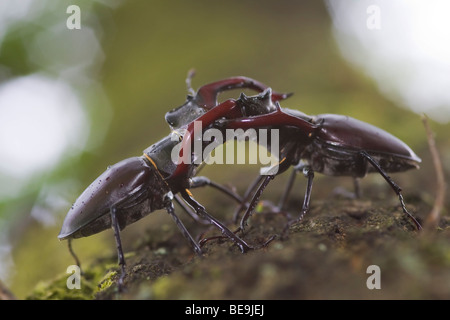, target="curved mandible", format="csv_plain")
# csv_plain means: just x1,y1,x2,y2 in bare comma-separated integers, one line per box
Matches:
194,76,292,109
